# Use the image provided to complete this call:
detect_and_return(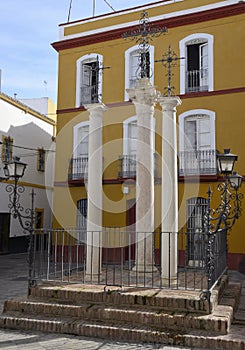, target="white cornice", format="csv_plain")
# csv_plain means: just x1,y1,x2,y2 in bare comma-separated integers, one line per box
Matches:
59,0,242,41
